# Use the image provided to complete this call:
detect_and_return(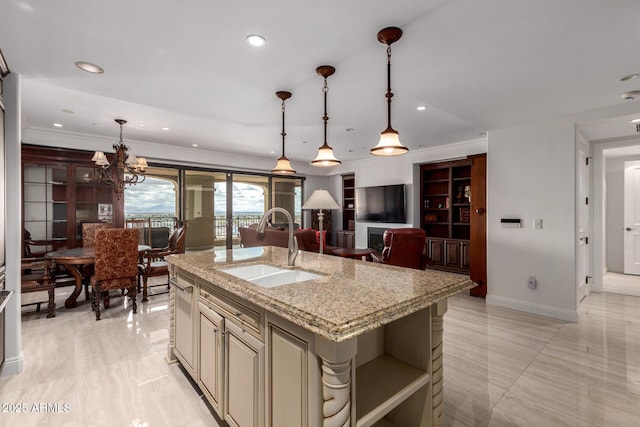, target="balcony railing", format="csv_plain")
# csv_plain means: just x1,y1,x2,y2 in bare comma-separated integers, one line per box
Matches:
125,213,302,242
